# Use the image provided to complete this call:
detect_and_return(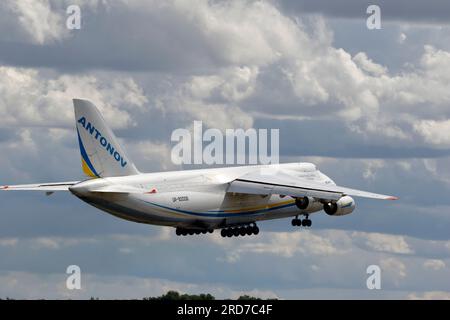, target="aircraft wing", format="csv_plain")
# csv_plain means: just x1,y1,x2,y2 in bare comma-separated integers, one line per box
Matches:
0,181,80,192
227,170,397,201
2,181,154,195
